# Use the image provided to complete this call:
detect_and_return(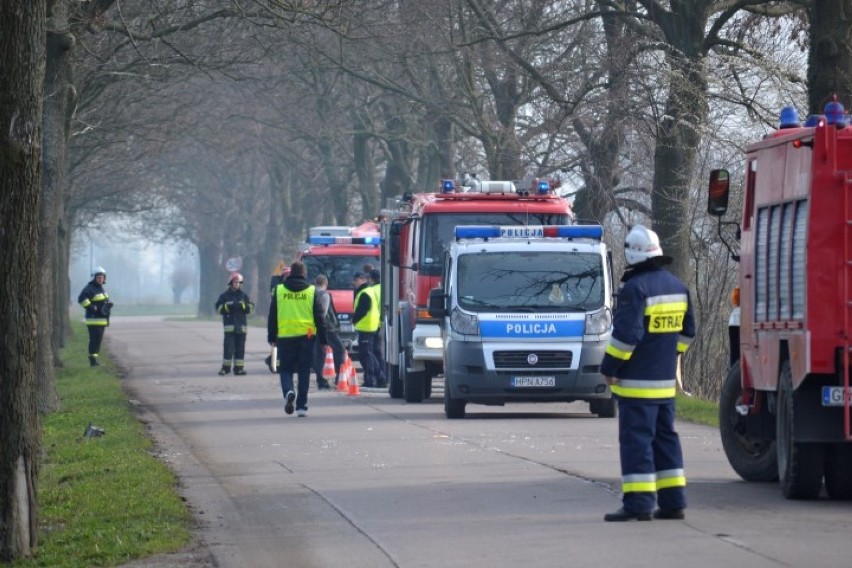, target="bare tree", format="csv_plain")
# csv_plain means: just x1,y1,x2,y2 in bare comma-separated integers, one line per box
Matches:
0,1,45,559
